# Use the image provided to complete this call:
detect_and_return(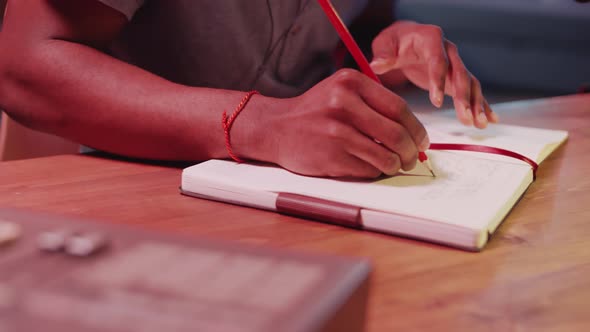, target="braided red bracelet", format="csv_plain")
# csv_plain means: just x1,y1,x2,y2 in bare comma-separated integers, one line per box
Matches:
221,90,260,163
